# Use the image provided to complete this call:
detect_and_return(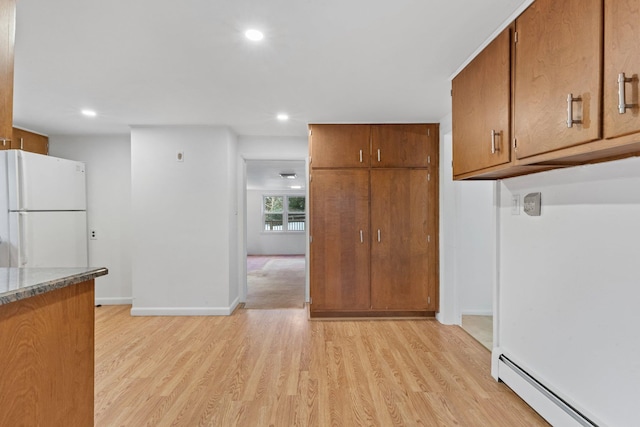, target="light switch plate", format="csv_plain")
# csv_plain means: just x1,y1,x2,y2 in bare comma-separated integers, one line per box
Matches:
524,192,541,216
511,194,520,215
